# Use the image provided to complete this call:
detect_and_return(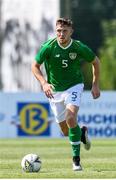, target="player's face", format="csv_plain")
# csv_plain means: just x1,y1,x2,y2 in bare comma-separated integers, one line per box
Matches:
56,24,73,46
